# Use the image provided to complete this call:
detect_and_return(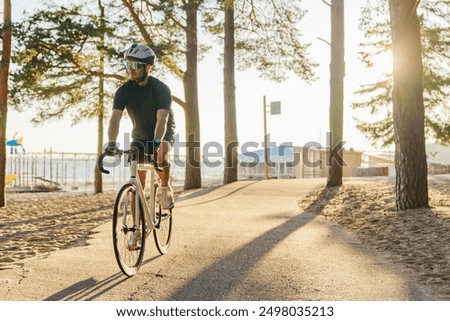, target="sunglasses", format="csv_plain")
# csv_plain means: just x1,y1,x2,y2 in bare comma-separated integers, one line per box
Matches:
125,61,146,72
